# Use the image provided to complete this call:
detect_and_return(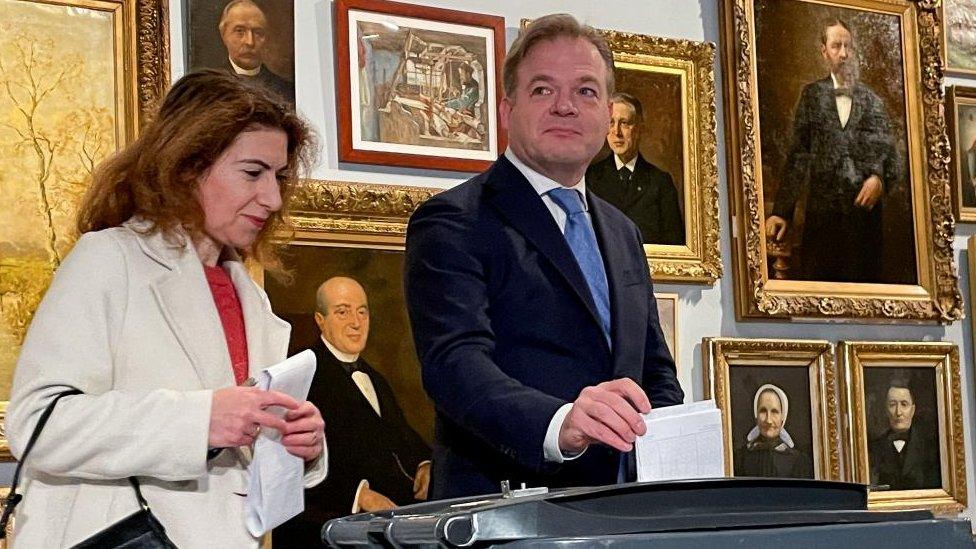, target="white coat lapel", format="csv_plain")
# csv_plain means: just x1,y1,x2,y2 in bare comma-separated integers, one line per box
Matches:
133,224,236,390
224,260,290,375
